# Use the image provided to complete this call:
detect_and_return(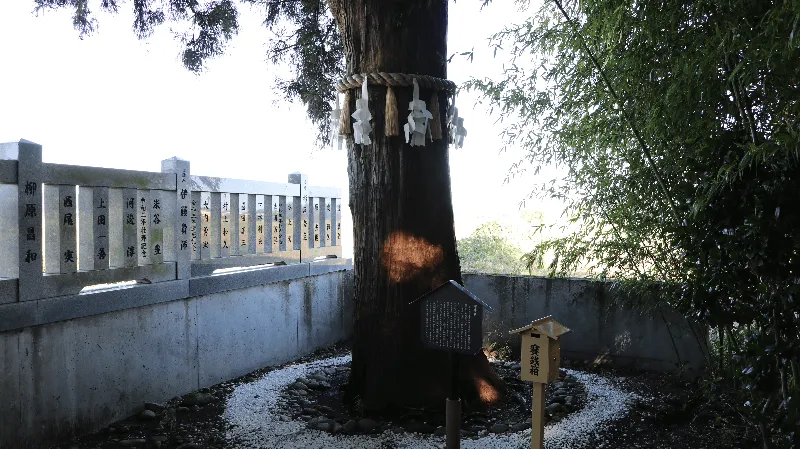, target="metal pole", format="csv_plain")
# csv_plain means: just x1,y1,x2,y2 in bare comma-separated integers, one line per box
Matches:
445,352,460,449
